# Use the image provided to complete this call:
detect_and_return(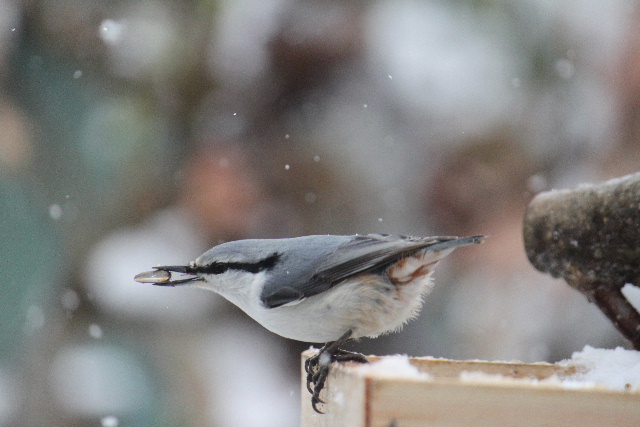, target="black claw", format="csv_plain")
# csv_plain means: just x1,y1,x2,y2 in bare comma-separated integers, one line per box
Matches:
306,368,315,394
304,356,313,374
305,330,369,414
312,398,325,414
